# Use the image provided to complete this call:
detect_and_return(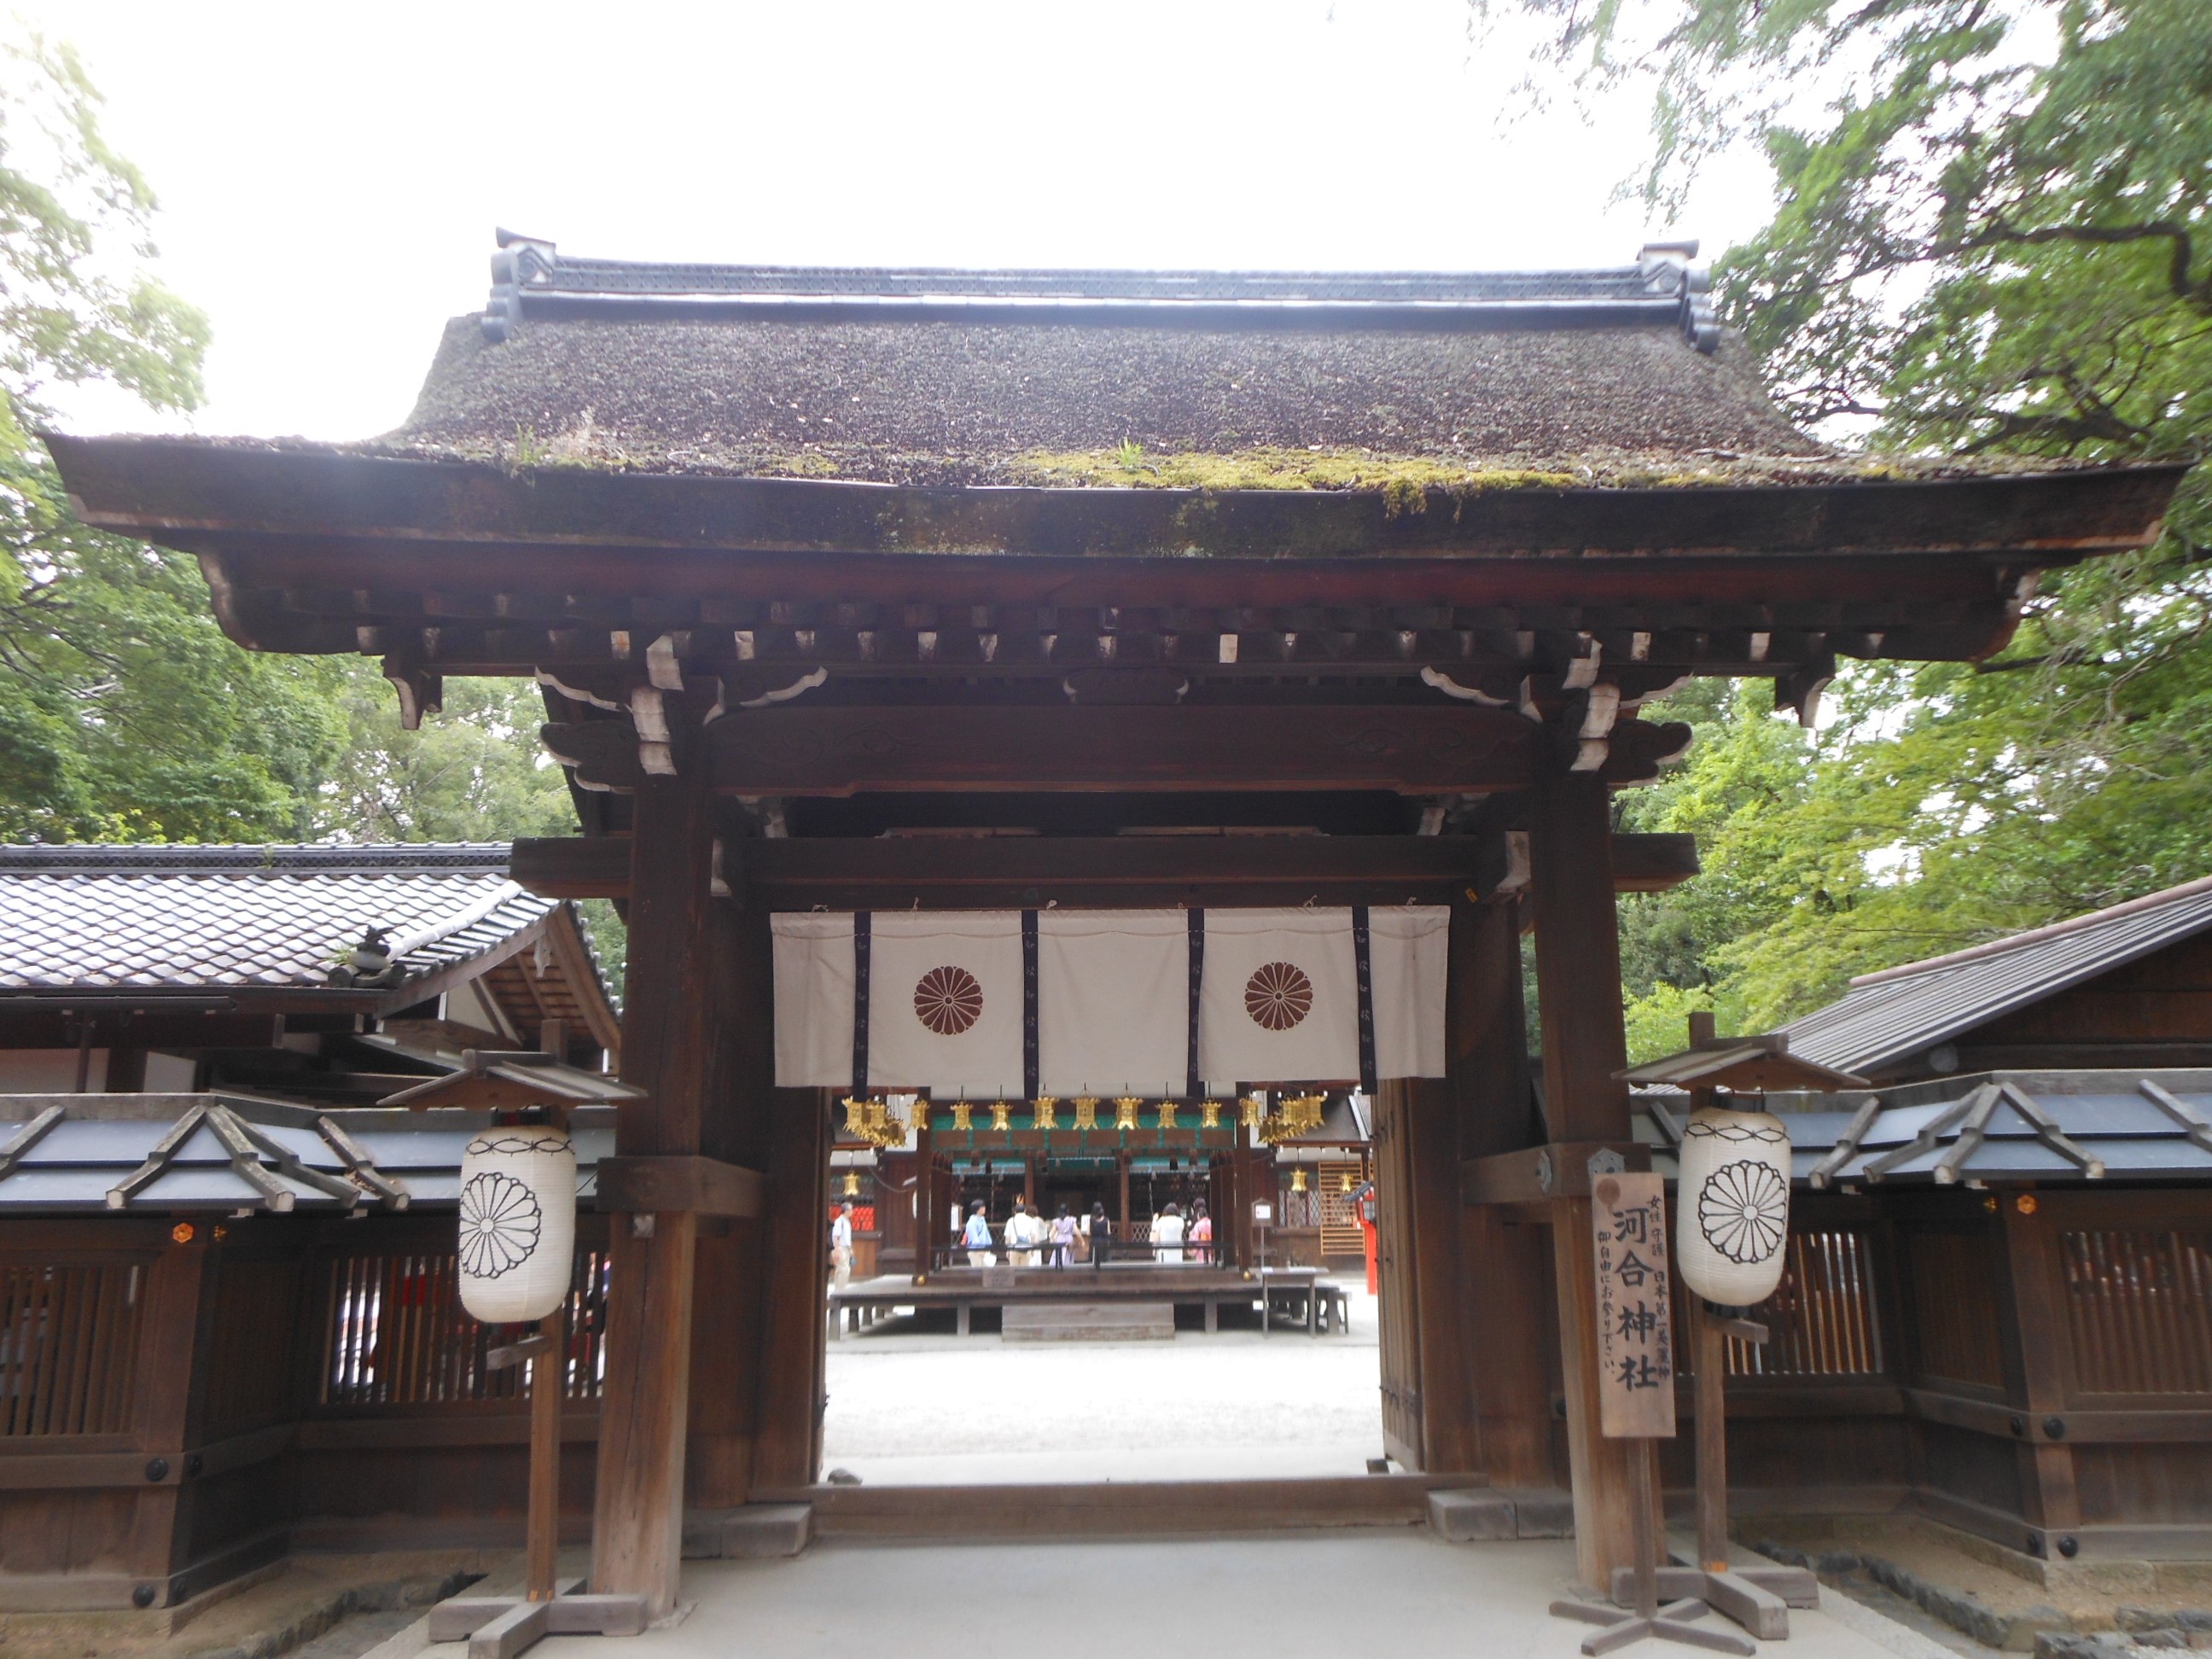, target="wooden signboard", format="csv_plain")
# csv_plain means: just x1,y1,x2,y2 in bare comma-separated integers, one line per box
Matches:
1590,1172,1676,1440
